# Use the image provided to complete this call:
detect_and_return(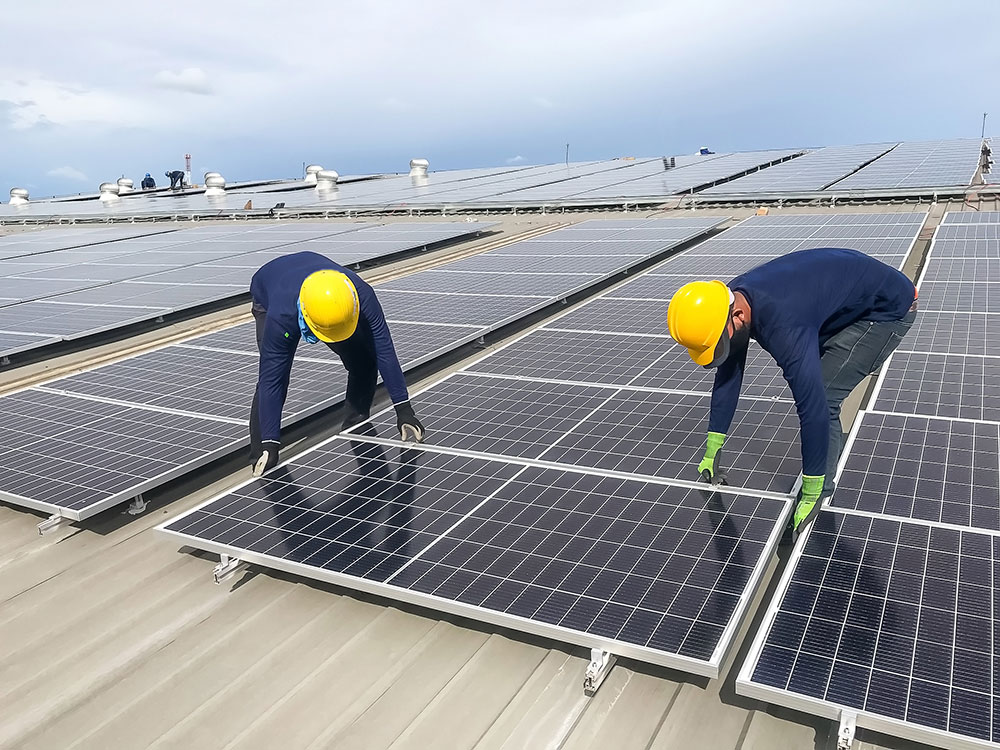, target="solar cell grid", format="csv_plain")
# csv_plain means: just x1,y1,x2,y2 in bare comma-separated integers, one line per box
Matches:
927,239,1000,259
392,467,785,665
653,255,775,277
897,311,1000,357
872,351,1000,423
160,437,787,674
0,389,245,517
380,270,593,297
919,257,1000,283
942,212,1000,225
833,411,1000,531
741,510,998,746
829,139,982,190
935,224,1000,241
914,280,1000,313
378,291,544,326
547,297,668,336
